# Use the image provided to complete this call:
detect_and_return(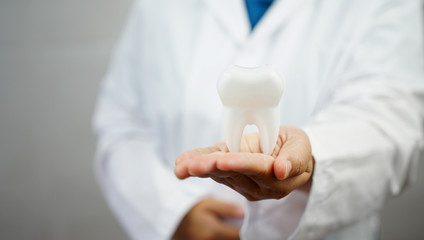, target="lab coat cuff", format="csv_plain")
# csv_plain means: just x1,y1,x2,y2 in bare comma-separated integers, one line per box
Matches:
288,126,334,239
